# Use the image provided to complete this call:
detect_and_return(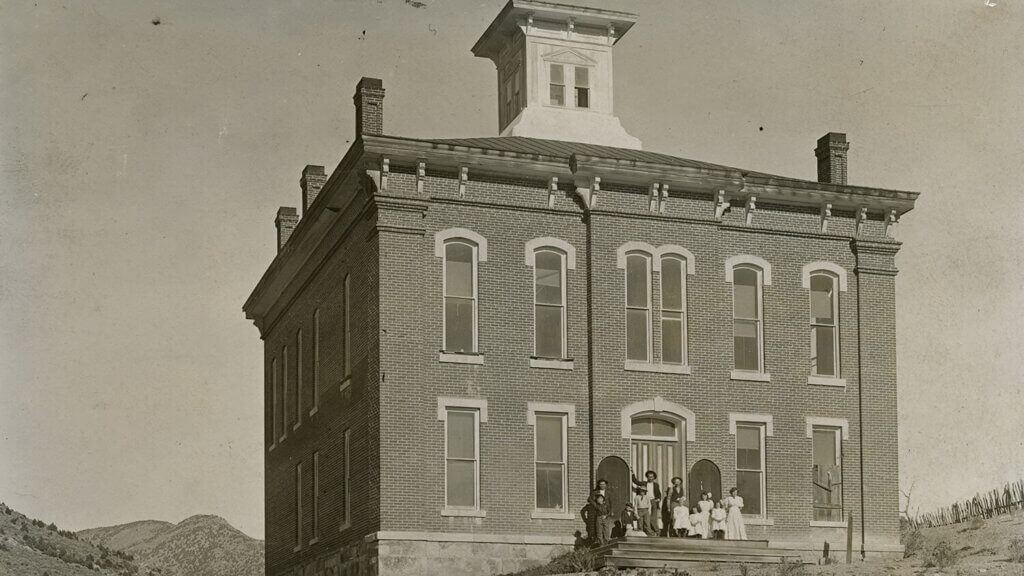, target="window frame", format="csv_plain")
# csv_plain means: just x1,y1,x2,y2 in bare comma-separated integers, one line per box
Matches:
532,248,568,359
343,274,351,381
549,63,566,107
533,412,568,513
444,407,481,512
271,357,279,448
295,329,303,429
574,66,590,108
624,251,653,363
442,239,480,355
310,451,320,544
659,254,688,366
810,425,845,524
310,309,320,415
281,346,289,441
735,422,767,518
809,271,841,378
340,428,351,530
731,264,765,375
294,462,303,551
